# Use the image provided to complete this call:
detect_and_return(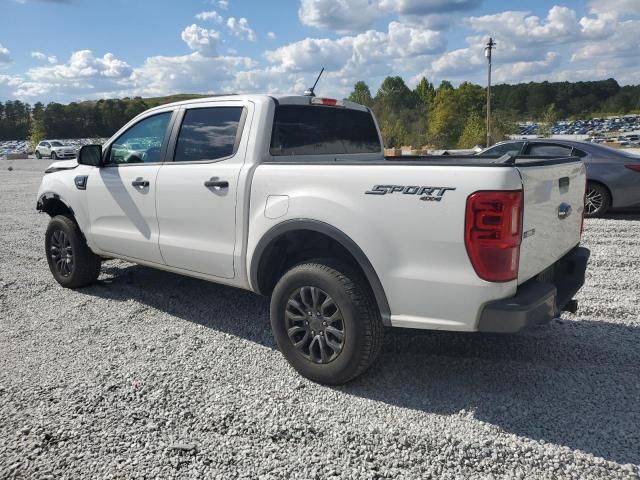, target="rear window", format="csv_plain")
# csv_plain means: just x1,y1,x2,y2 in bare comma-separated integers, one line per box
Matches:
270,105,380,156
